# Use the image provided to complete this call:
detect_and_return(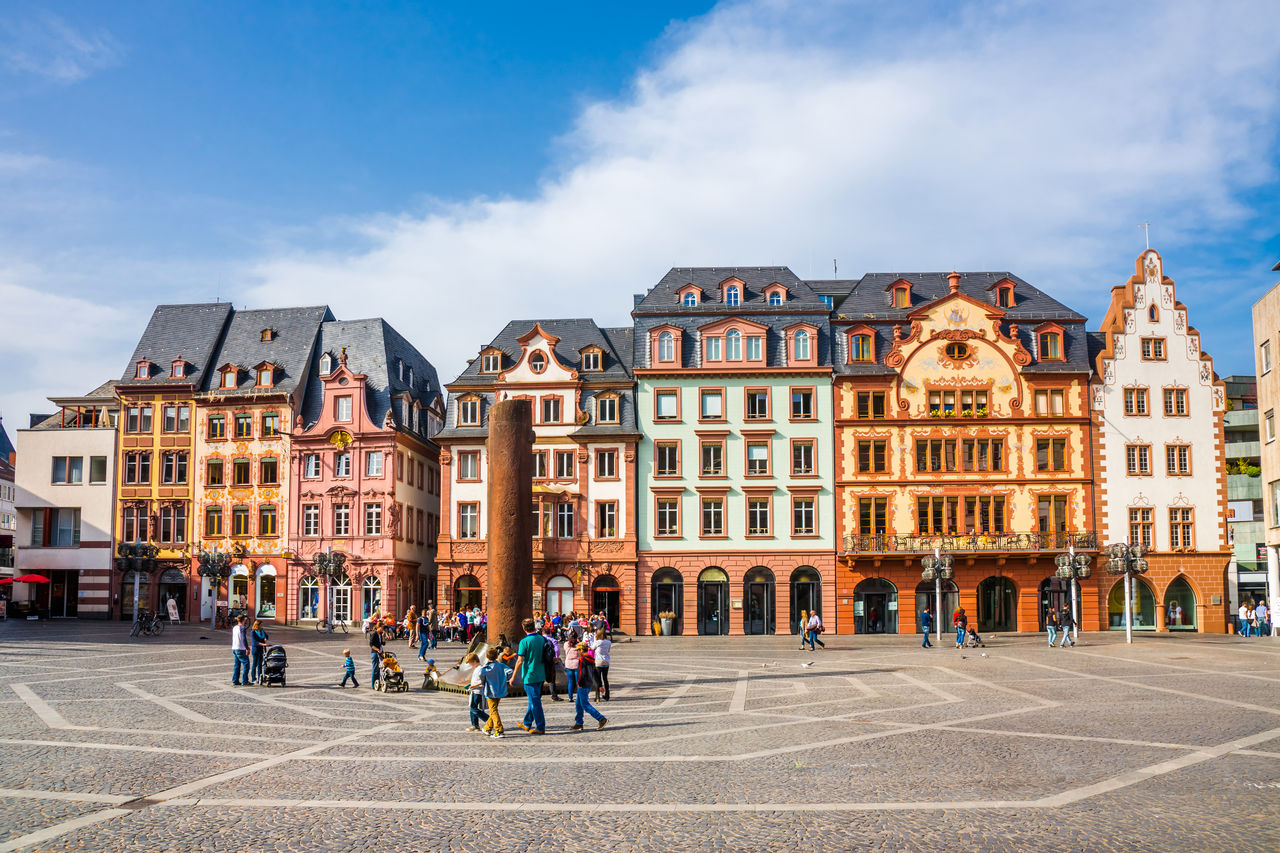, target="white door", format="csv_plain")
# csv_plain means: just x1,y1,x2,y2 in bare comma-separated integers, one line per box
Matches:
200,576,213,620
332,584,351,622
